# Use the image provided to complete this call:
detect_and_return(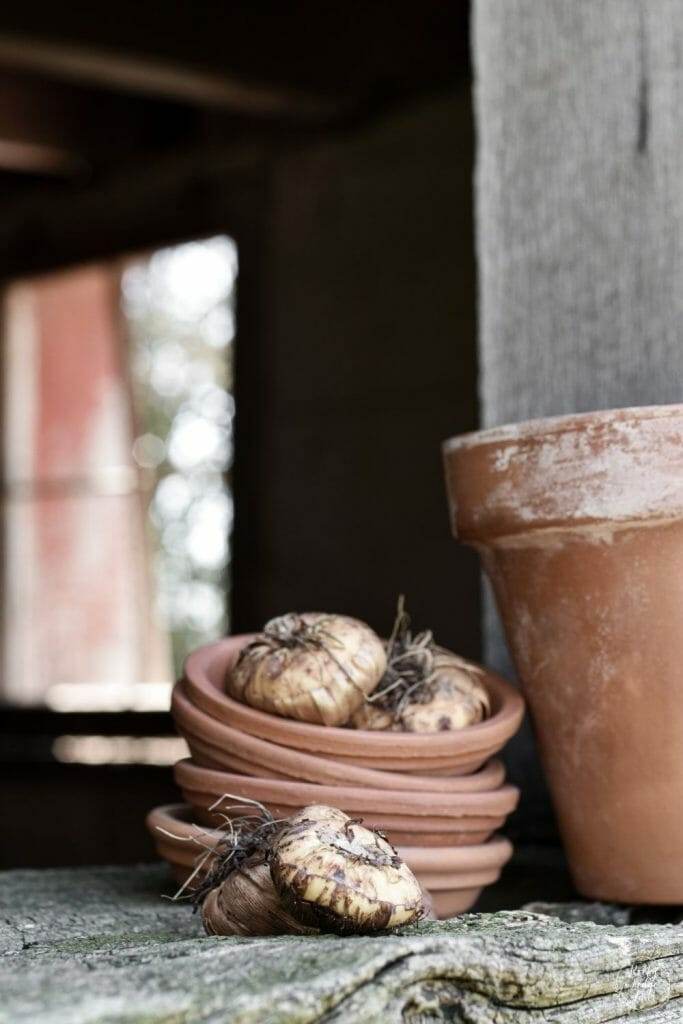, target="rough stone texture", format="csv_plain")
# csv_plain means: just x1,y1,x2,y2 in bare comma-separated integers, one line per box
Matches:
2,866,683,1022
